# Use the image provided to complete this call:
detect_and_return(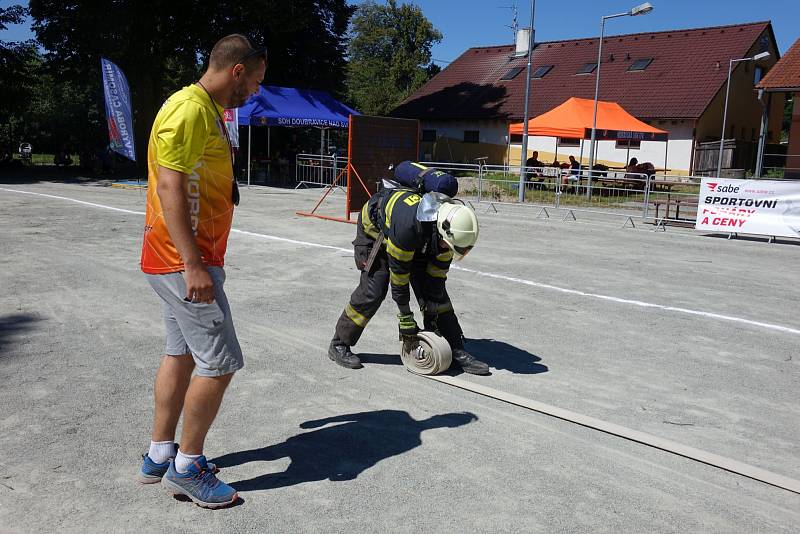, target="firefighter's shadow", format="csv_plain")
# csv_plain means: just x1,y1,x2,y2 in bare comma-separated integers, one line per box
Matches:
461,338,548,375
212,410,478,492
